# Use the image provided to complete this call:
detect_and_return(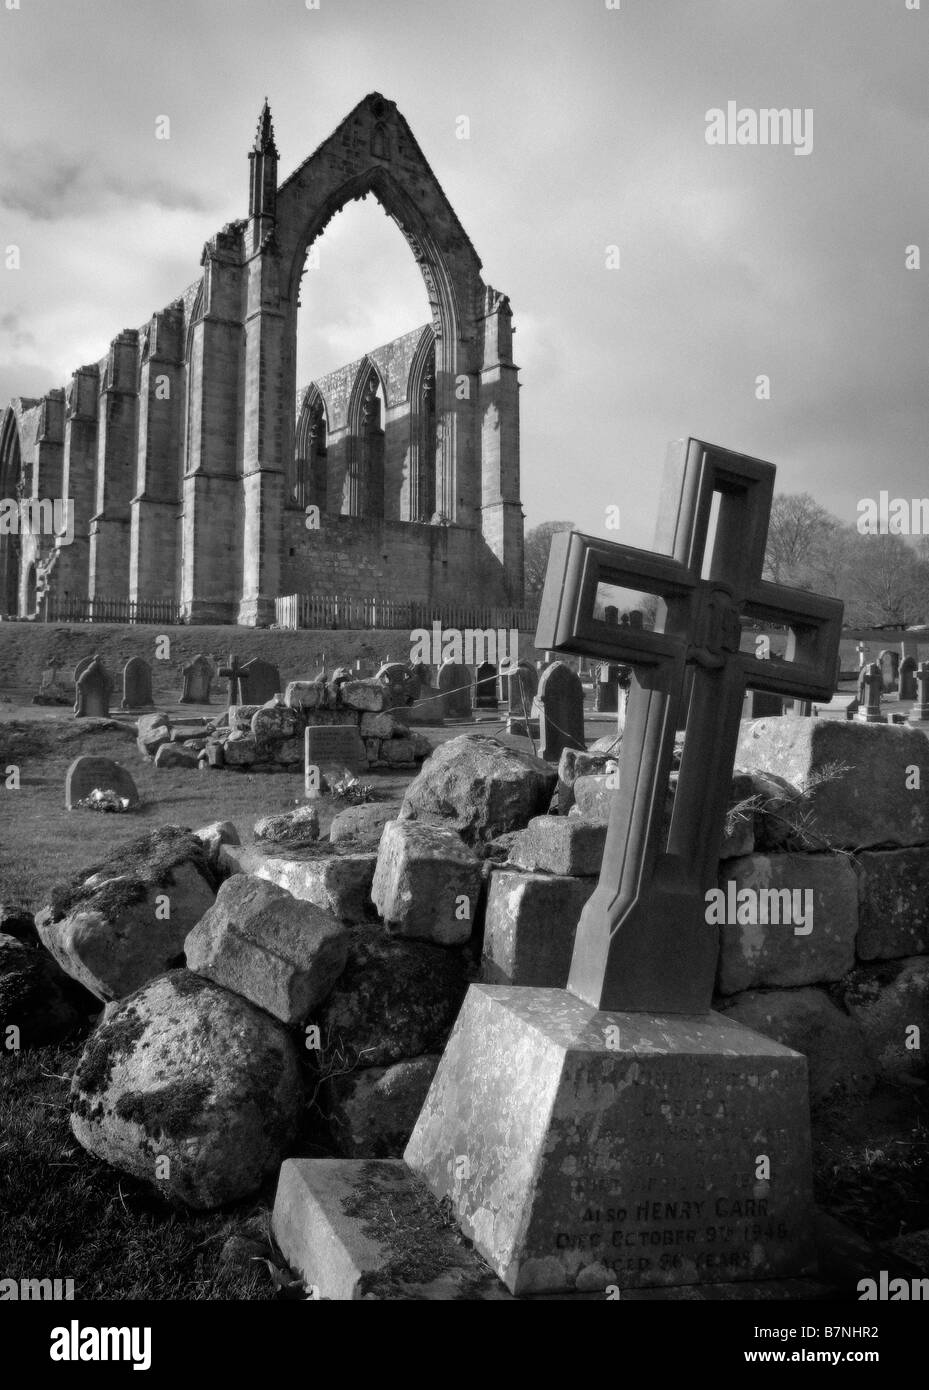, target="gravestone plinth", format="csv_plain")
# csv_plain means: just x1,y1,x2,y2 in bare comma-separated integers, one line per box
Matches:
305,724,366,778
405,985,816,1295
